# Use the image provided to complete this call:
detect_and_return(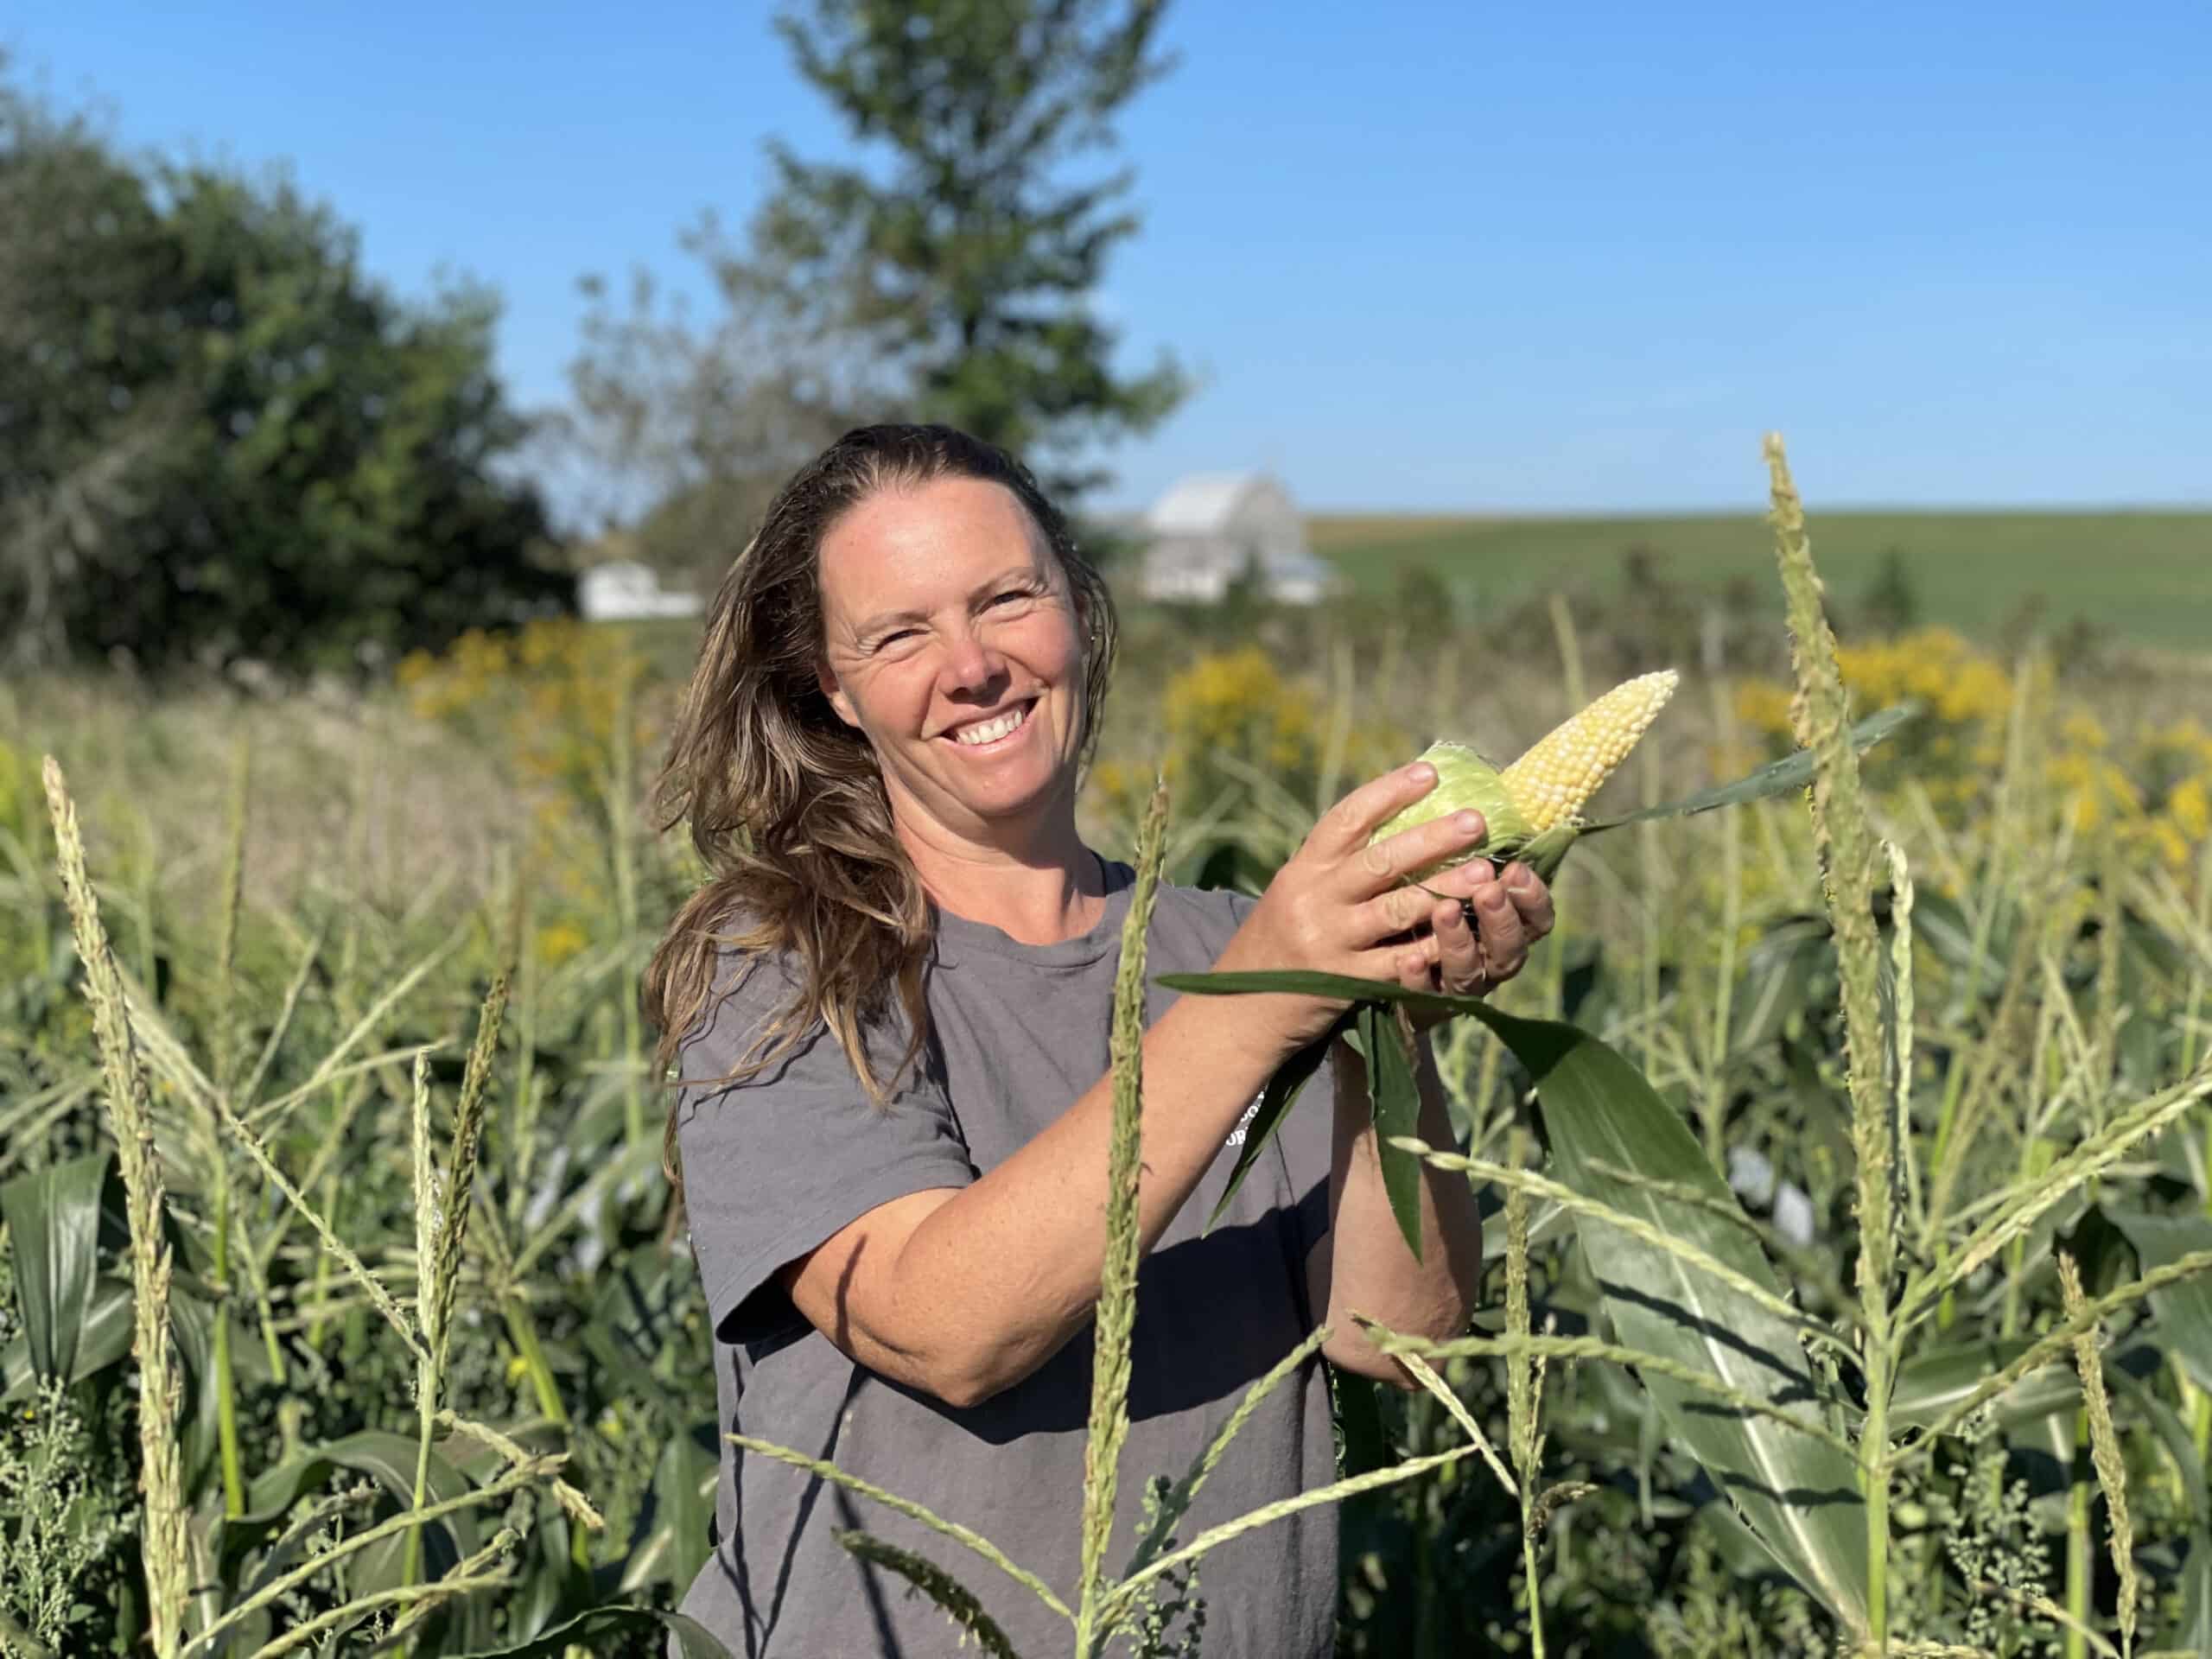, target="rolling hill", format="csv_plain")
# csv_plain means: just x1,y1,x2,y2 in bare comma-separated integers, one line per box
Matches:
1304,510,2211,651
